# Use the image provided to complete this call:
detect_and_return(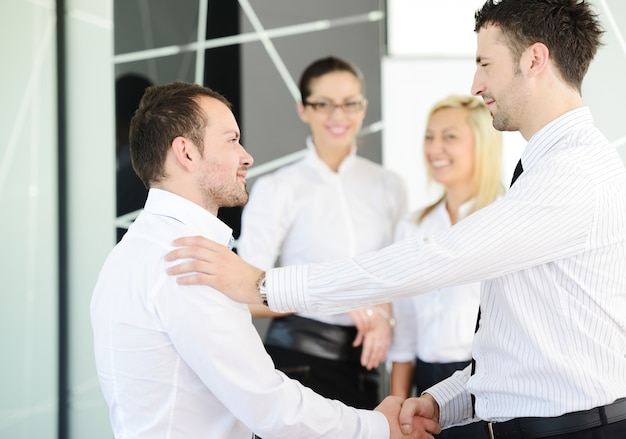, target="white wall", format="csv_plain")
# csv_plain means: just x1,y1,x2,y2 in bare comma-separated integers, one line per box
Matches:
0,1,115,438
0,2,59,437
65,0,116,437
